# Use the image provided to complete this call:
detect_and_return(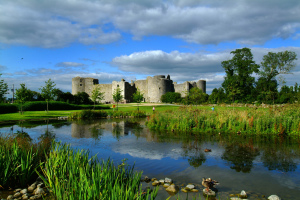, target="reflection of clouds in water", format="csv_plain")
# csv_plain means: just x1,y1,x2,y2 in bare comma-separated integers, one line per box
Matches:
111,137,183,160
